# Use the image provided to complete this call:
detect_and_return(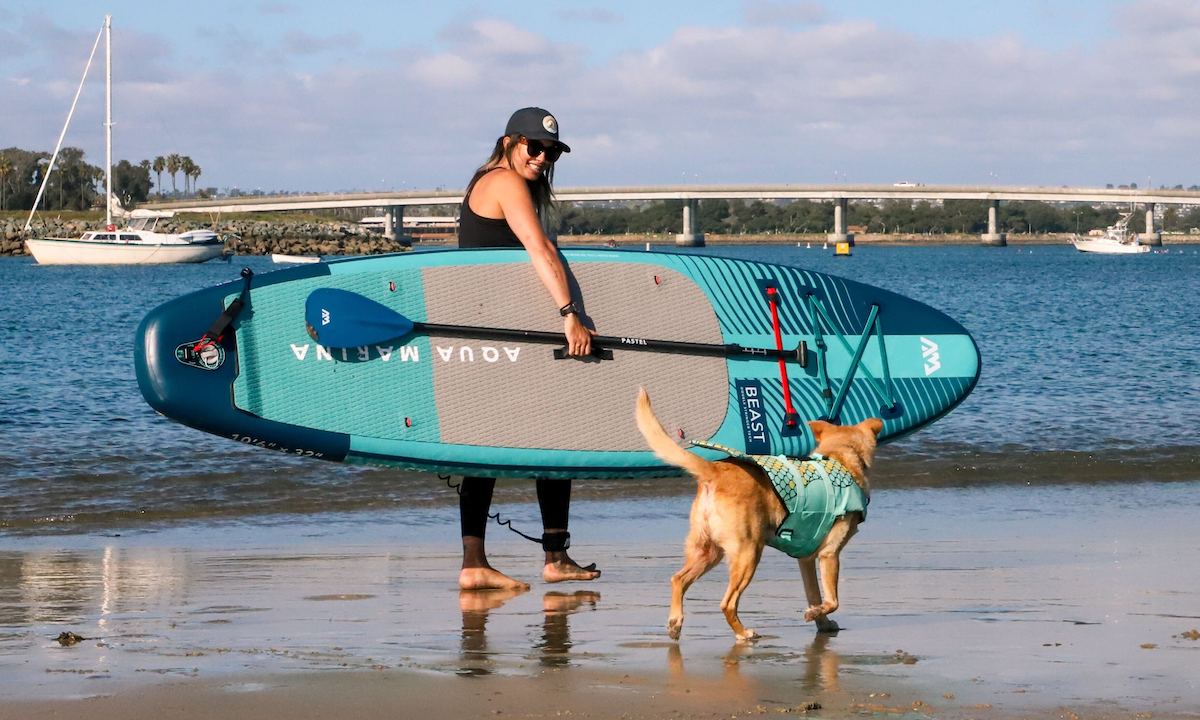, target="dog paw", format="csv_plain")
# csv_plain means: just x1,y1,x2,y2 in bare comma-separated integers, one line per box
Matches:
814,617,840,634
667,617,683,640
804,606,841,633
736,628,761,642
